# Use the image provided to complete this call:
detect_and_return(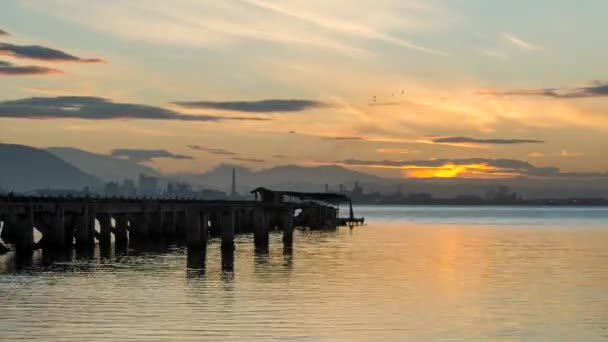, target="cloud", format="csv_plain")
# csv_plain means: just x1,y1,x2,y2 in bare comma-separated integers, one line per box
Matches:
0,96,268,121
376,148,411,154
479,81,608,99
0,60,62,76
0,42,104,63
187,145,236,156
503,33,539,50
0,29,9,36
273,154,288,159
432,136,544,145
173,99,330,113
243,0,446,55
321,136,365,141
111,149,193,163
232,157,265,163
337,158,599,178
